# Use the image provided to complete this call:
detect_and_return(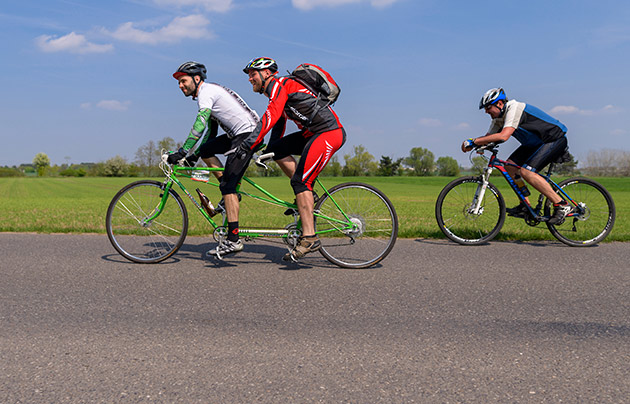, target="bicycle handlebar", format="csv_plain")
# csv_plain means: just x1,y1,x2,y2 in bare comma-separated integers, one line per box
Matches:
255,152,275,169
473,142,500,153
159,148,276,170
